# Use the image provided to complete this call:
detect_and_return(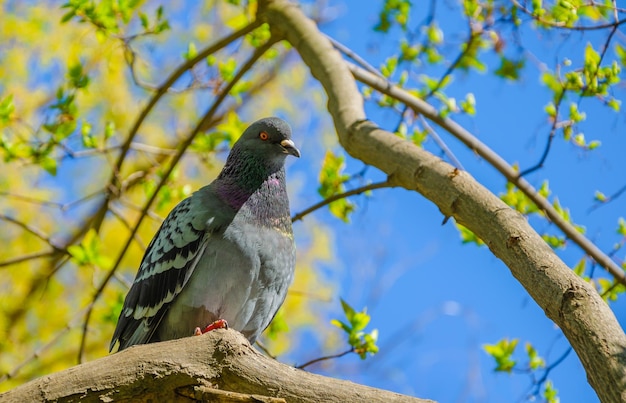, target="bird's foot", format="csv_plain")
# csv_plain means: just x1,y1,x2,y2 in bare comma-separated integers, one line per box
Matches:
194,319,229,336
